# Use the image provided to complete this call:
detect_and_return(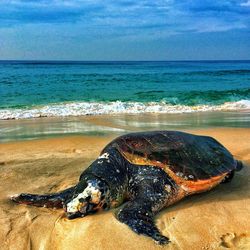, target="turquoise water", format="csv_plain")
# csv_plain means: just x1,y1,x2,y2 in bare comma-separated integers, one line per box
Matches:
0,61,250,119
